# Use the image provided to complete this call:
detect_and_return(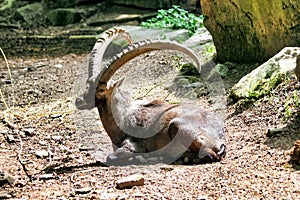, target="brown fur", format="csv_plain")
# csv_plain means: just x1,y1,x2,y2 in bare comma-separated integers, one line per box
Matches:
95,79,226,165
